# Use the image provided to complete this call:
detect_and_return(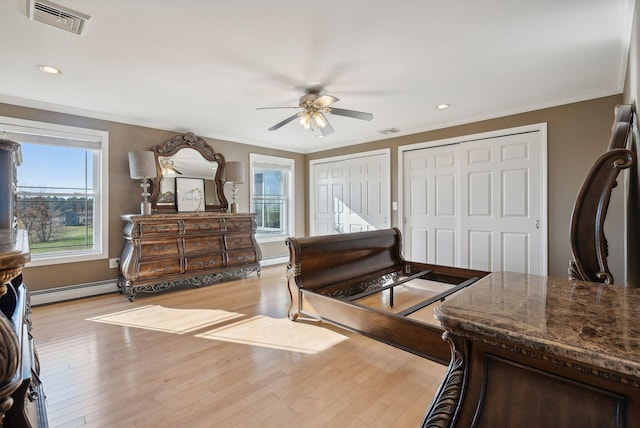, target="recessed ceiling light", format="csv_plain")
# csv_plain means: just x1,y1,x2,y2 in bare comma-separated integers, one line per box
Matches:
38,65,62,75
436,104,451,110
